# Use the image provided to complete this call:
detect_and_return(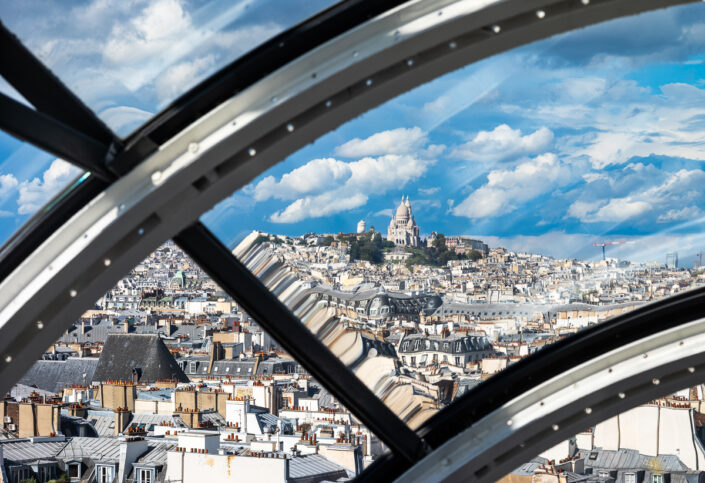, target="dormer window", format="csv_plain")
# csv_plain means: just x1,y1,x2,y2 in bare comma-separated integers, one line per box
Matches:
67,461,81,480
138,468,155,483
96,464,115,483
